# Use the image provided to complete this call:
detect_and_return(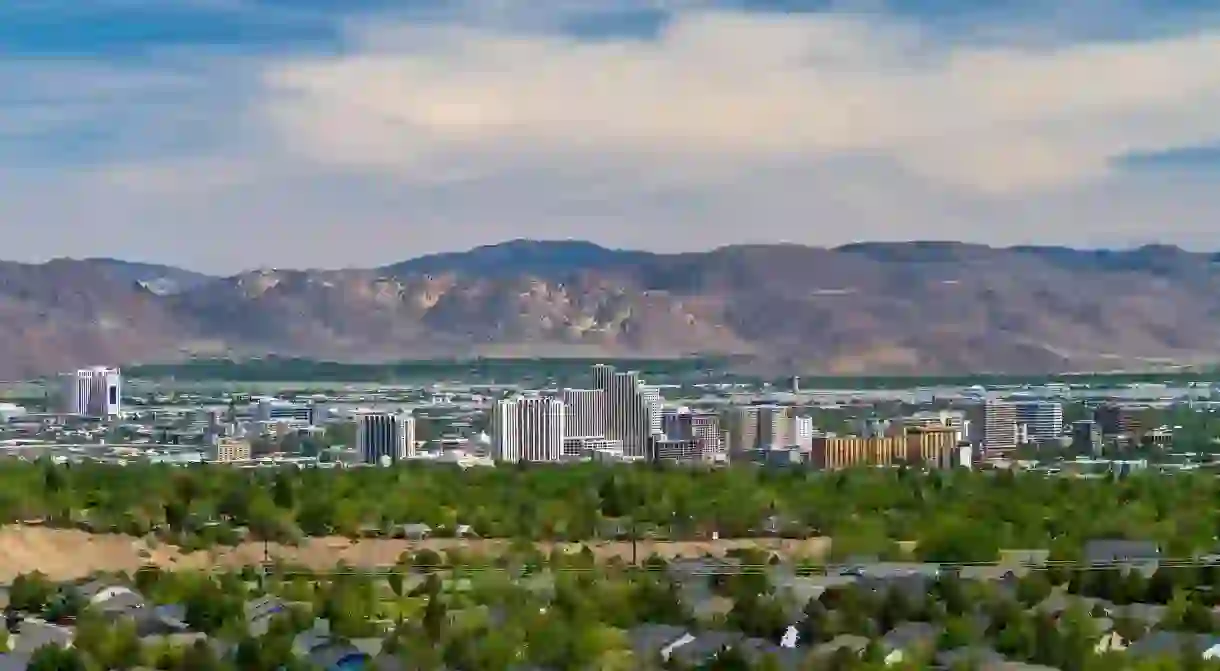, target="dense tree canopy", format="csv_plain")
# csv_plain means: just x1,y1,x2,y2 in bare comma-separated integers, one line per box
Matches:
3,461,1219,560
